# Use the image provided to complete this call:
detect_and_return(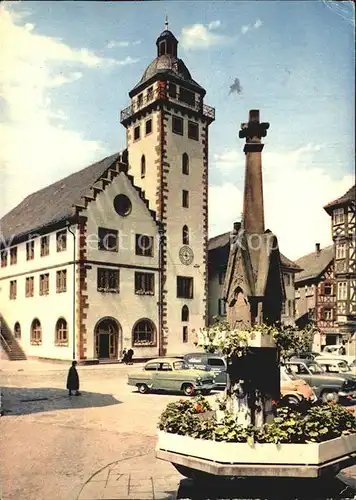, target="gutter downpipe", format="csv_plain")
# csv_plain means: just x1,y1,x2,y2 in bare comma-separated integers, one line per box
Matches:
66,222,76,361
158,222,165,357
